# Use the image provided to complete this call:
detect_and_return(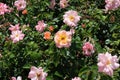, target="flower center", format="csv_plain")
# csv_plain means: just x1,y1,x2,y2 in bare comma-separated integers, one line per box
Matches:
15,34,19,37
60,35,66,41
106,60,111,65
69,15,75,21
110,0,114,3
63,2,67,6
37,72,41,78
